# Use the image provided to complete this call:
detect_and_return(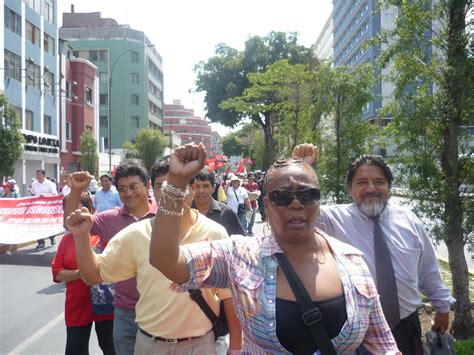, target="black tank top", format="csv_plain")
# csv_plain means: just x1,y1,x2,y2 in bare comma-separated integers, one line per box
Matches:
276,294,347,354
